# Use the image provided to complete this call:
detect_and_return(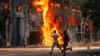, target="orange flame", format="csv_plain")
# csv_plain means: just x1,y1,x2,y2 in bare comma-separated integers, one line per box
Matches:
42,10,63,45
32,0,44,11
32,0,63,46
